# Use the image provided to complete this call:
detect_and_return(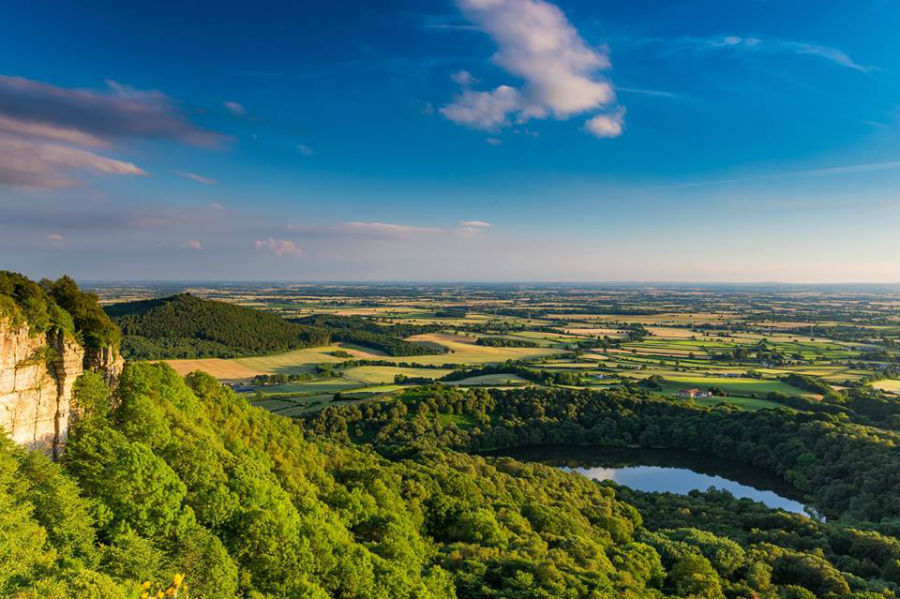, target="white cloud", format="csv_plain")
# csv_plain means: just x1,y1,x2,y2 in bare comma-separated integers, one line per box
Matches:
336,222,444,237
450,70,477,86
585,107,625,138
297,144,315,156
47,233,63,241
0,115,108,147
441,0,623,136
459,220,491,228
0,134,145,188
485,137,502,146
175,171,216,184
224,101,246,116
441,85,521,129
183,239,203,250
255,237,302,256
